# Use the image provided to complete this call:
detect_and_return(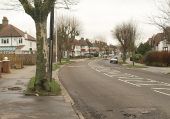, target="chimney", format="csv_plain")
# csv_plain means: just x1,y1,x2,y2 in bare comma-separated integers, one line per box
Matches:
24,32,28,39
2,17,8,26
